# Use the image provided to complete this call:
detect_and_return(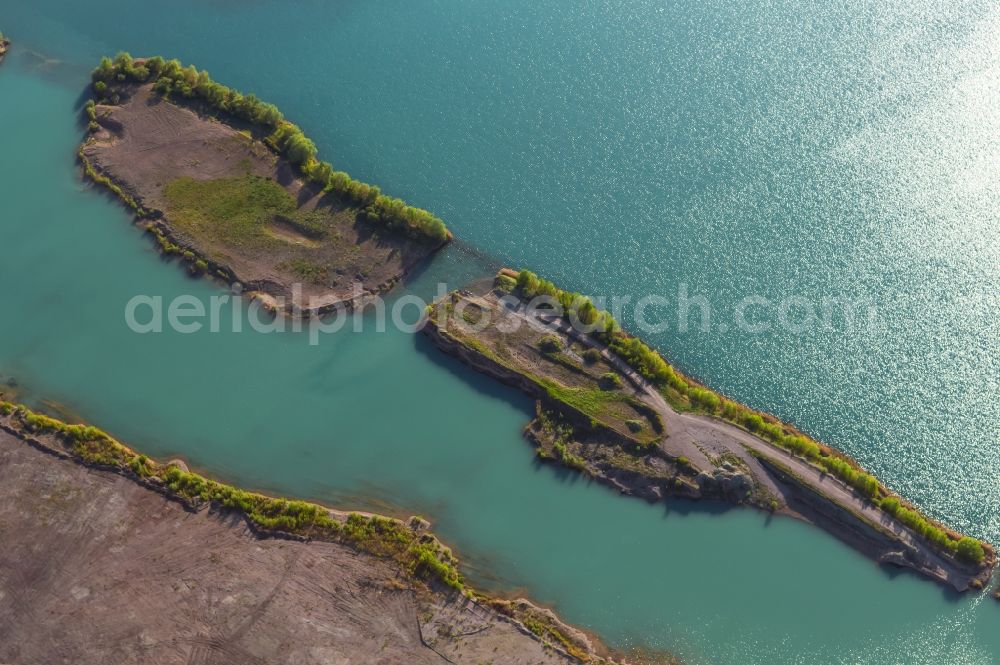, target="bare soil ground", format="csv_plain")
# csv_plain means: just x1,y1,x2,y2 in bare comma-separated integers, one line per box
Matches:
81,84,437,310
0,431,596,665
